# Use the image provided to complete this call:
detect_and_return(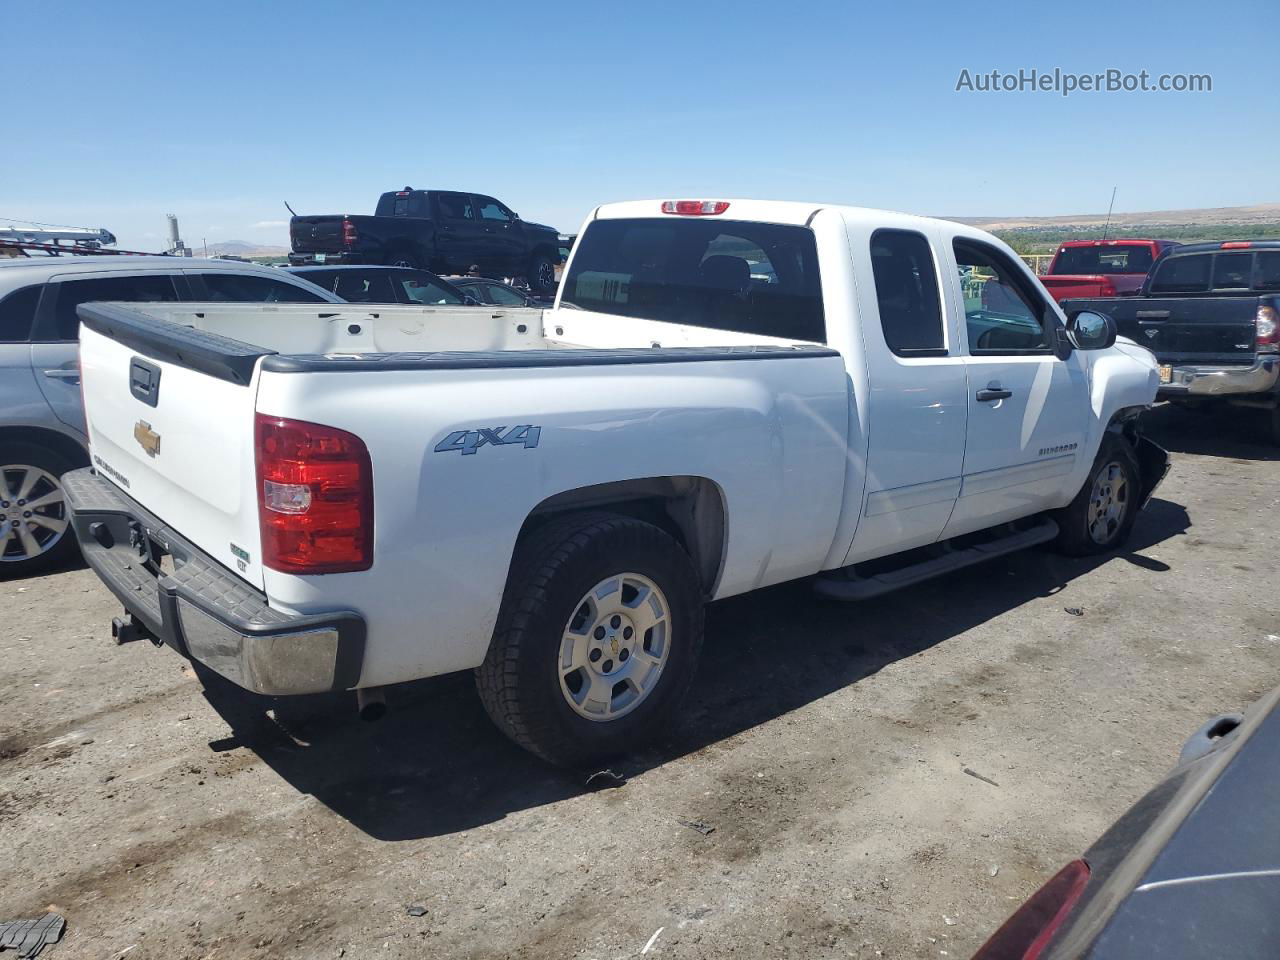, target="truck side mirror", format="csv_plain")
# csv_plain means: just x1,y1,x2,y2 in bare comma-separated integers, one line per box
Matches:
1066,309,1117,351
